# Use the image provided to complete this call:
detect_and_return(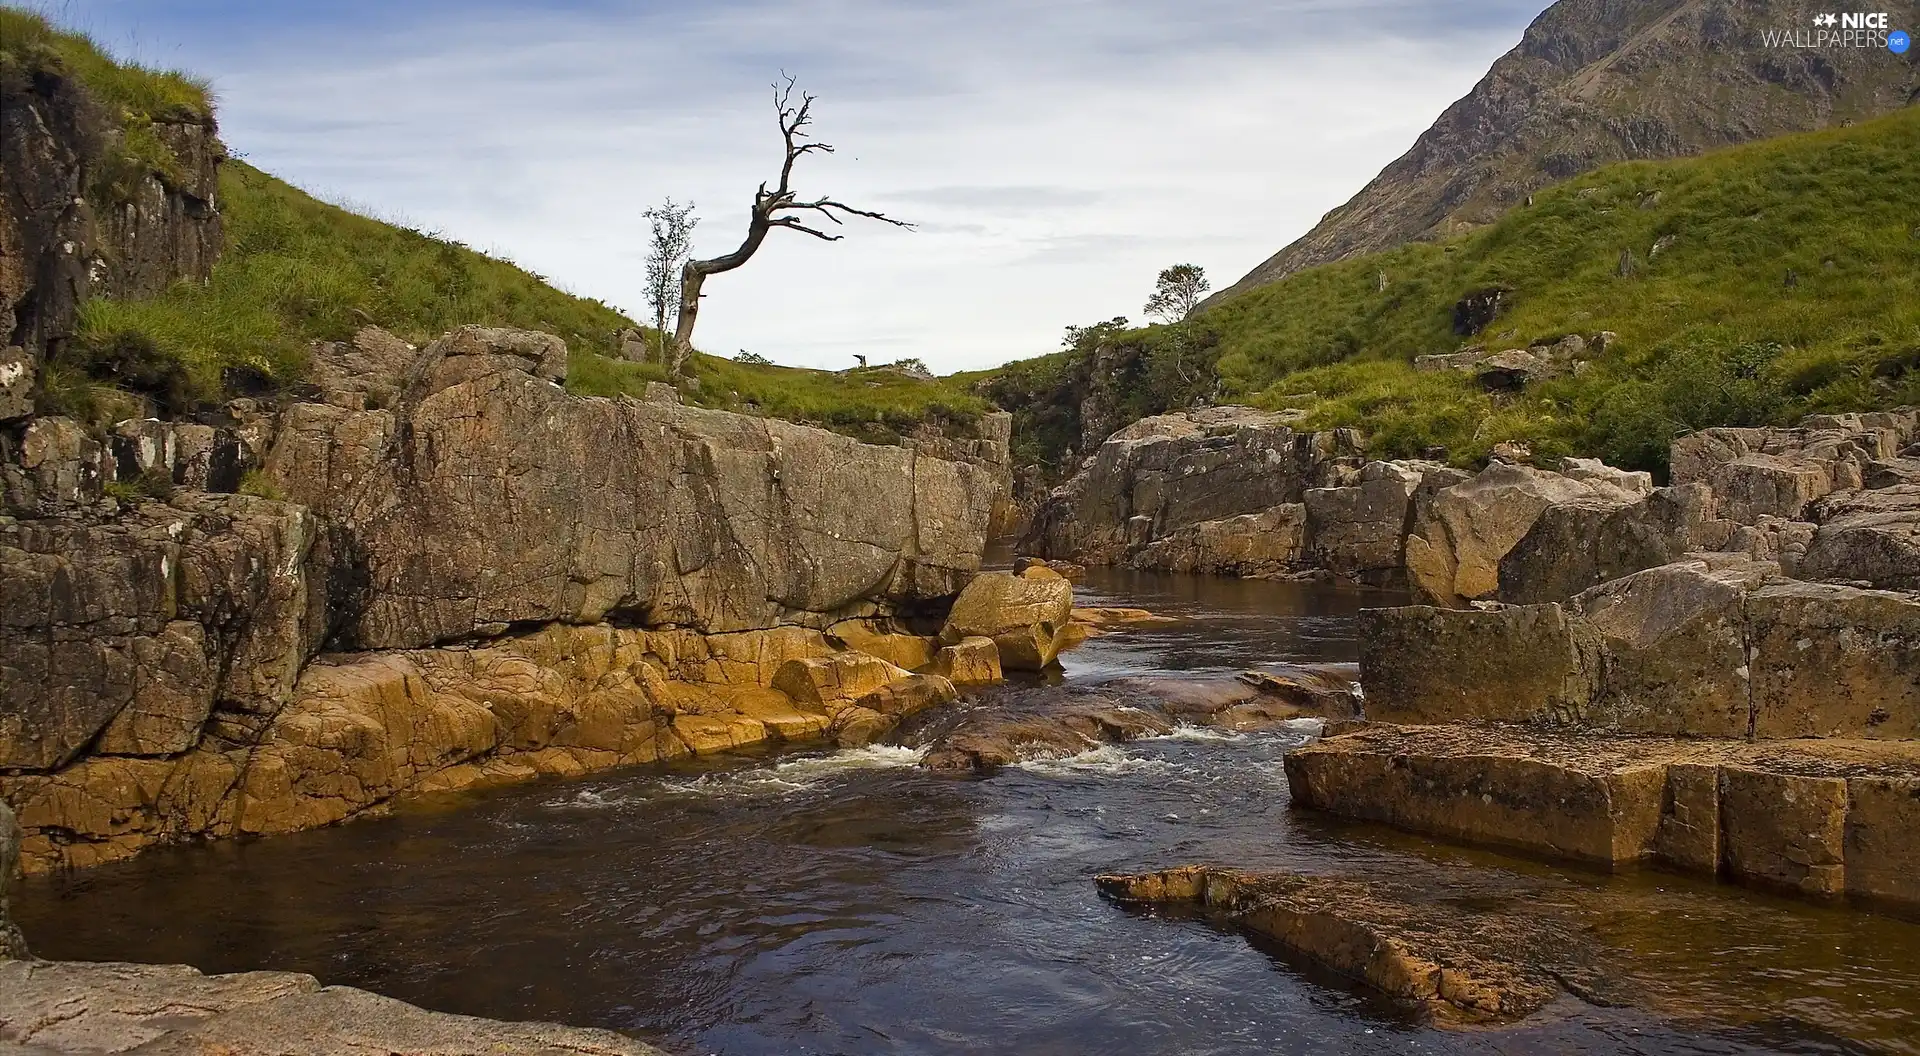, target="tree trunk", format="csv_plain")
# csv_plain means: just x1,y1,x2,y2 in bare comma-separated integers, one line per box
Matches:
669,261,713,374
